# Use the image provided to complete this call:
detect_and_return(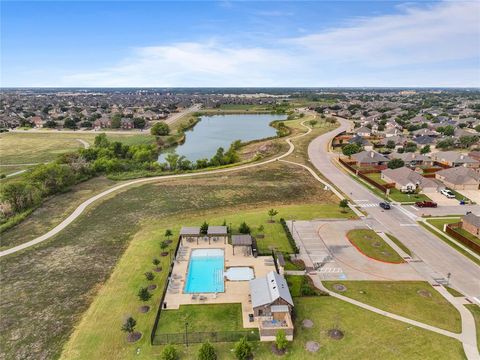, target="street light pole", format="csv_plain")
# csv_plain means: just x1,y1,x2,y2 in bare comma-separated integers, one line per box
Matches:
447,272,451,286
185,321,188,347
